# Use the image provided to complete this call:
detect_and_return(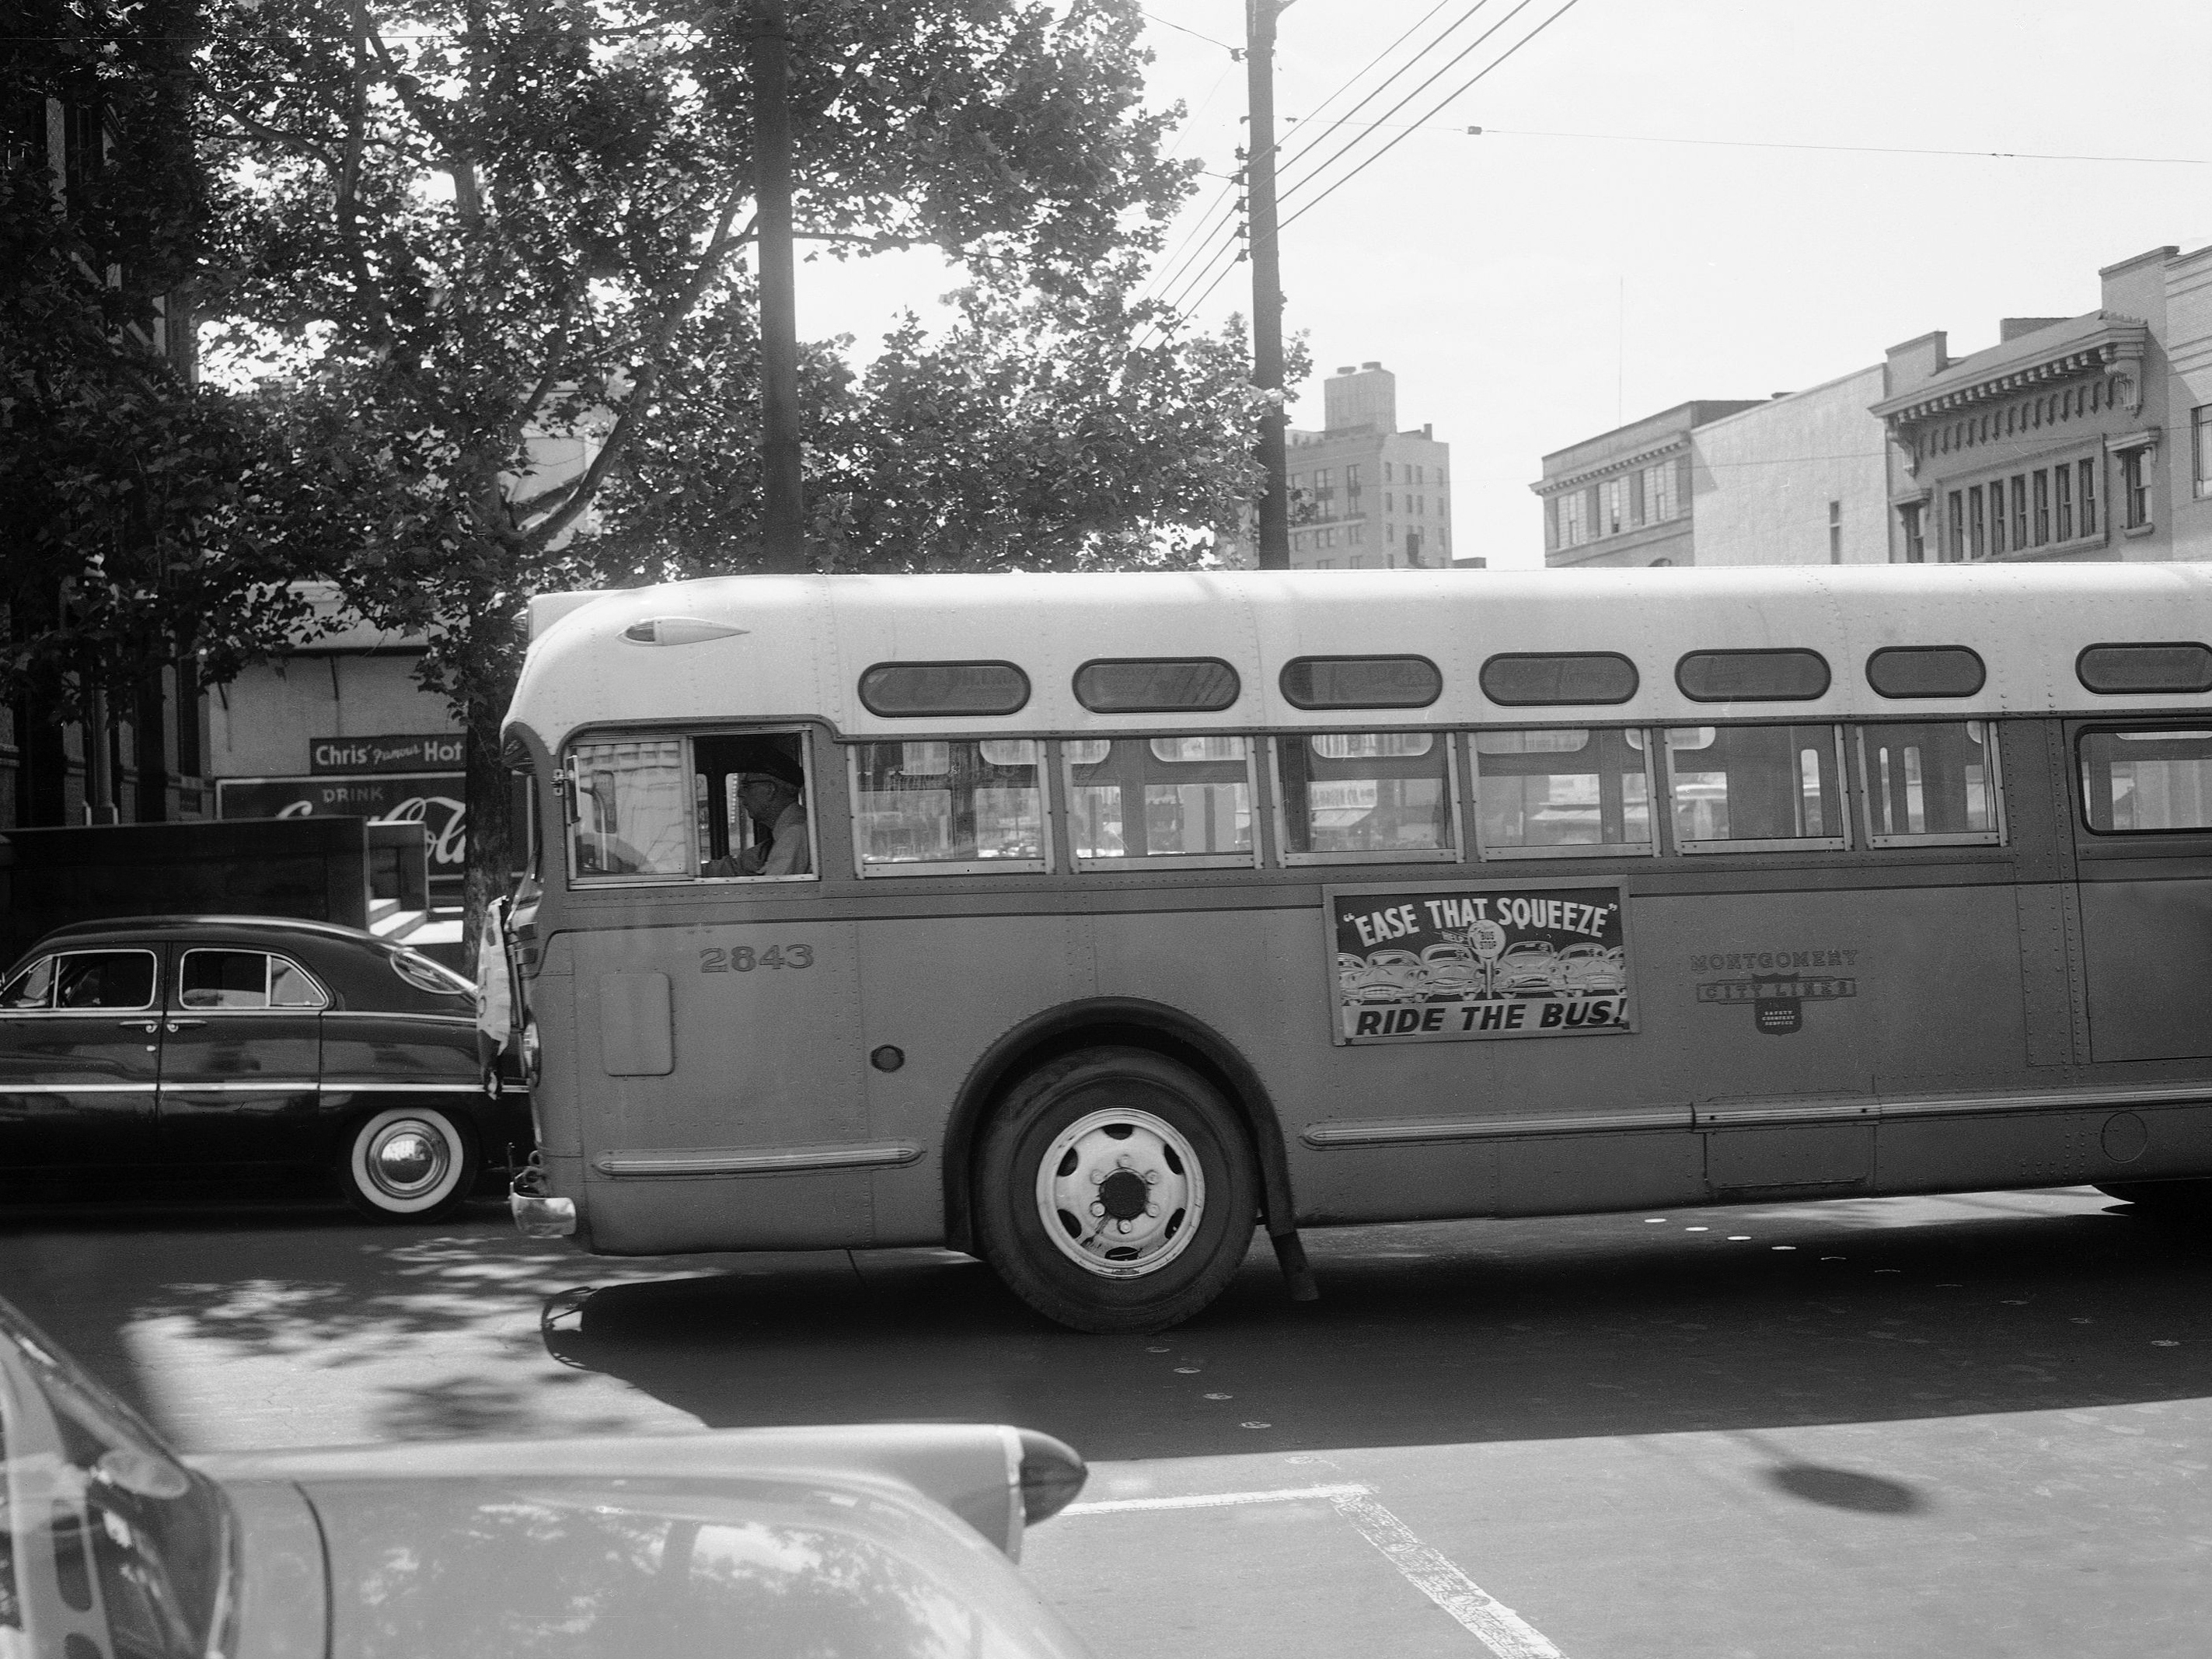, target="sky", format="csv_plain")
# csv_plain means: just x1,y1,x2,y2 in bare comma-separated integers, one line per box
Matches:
792,0,2212,570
